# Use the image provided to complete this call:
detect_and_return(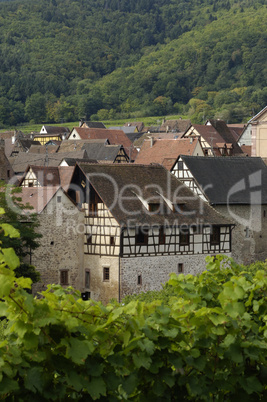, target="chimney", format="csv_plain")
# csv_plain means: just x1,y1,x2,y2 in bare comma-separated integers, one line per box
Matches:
150,137,154,147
